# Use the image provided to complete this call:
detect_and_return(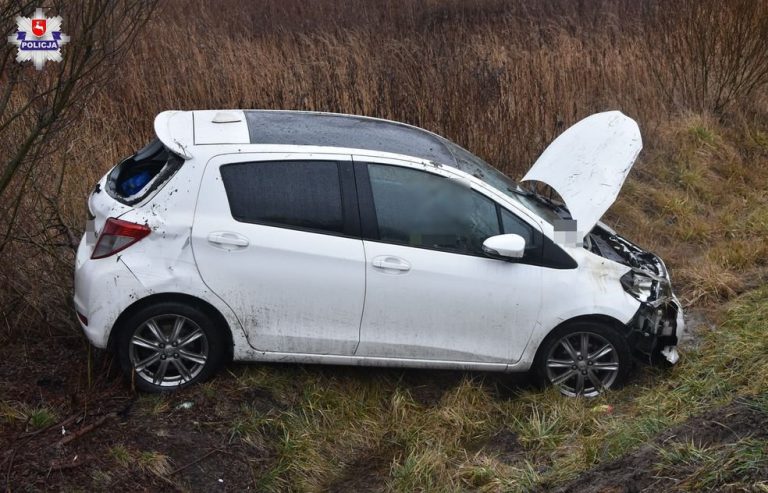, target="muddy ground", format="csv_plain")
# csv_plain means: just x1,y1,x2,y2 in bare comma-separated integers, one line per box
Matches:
551,399,768,493
1,333,265,491
0,331,519,492
1,329,765,492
